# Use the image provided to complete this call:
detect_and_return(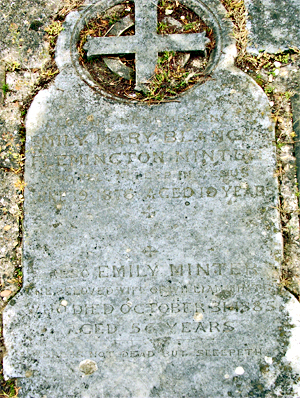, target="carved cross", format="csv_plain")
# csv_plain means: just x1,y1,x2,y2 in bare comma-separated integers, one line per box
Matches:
142,246,158,257
84,0,210,91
